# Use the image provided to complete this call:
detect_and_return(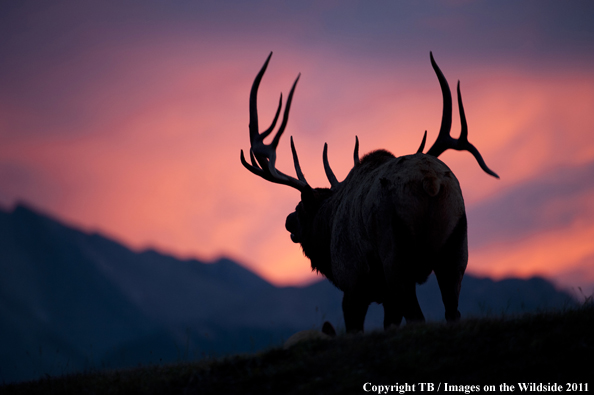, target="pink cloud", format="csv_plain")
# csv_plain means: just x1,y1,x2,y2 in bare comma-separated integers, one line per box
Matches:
1,3,594,291
470,220,594,294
